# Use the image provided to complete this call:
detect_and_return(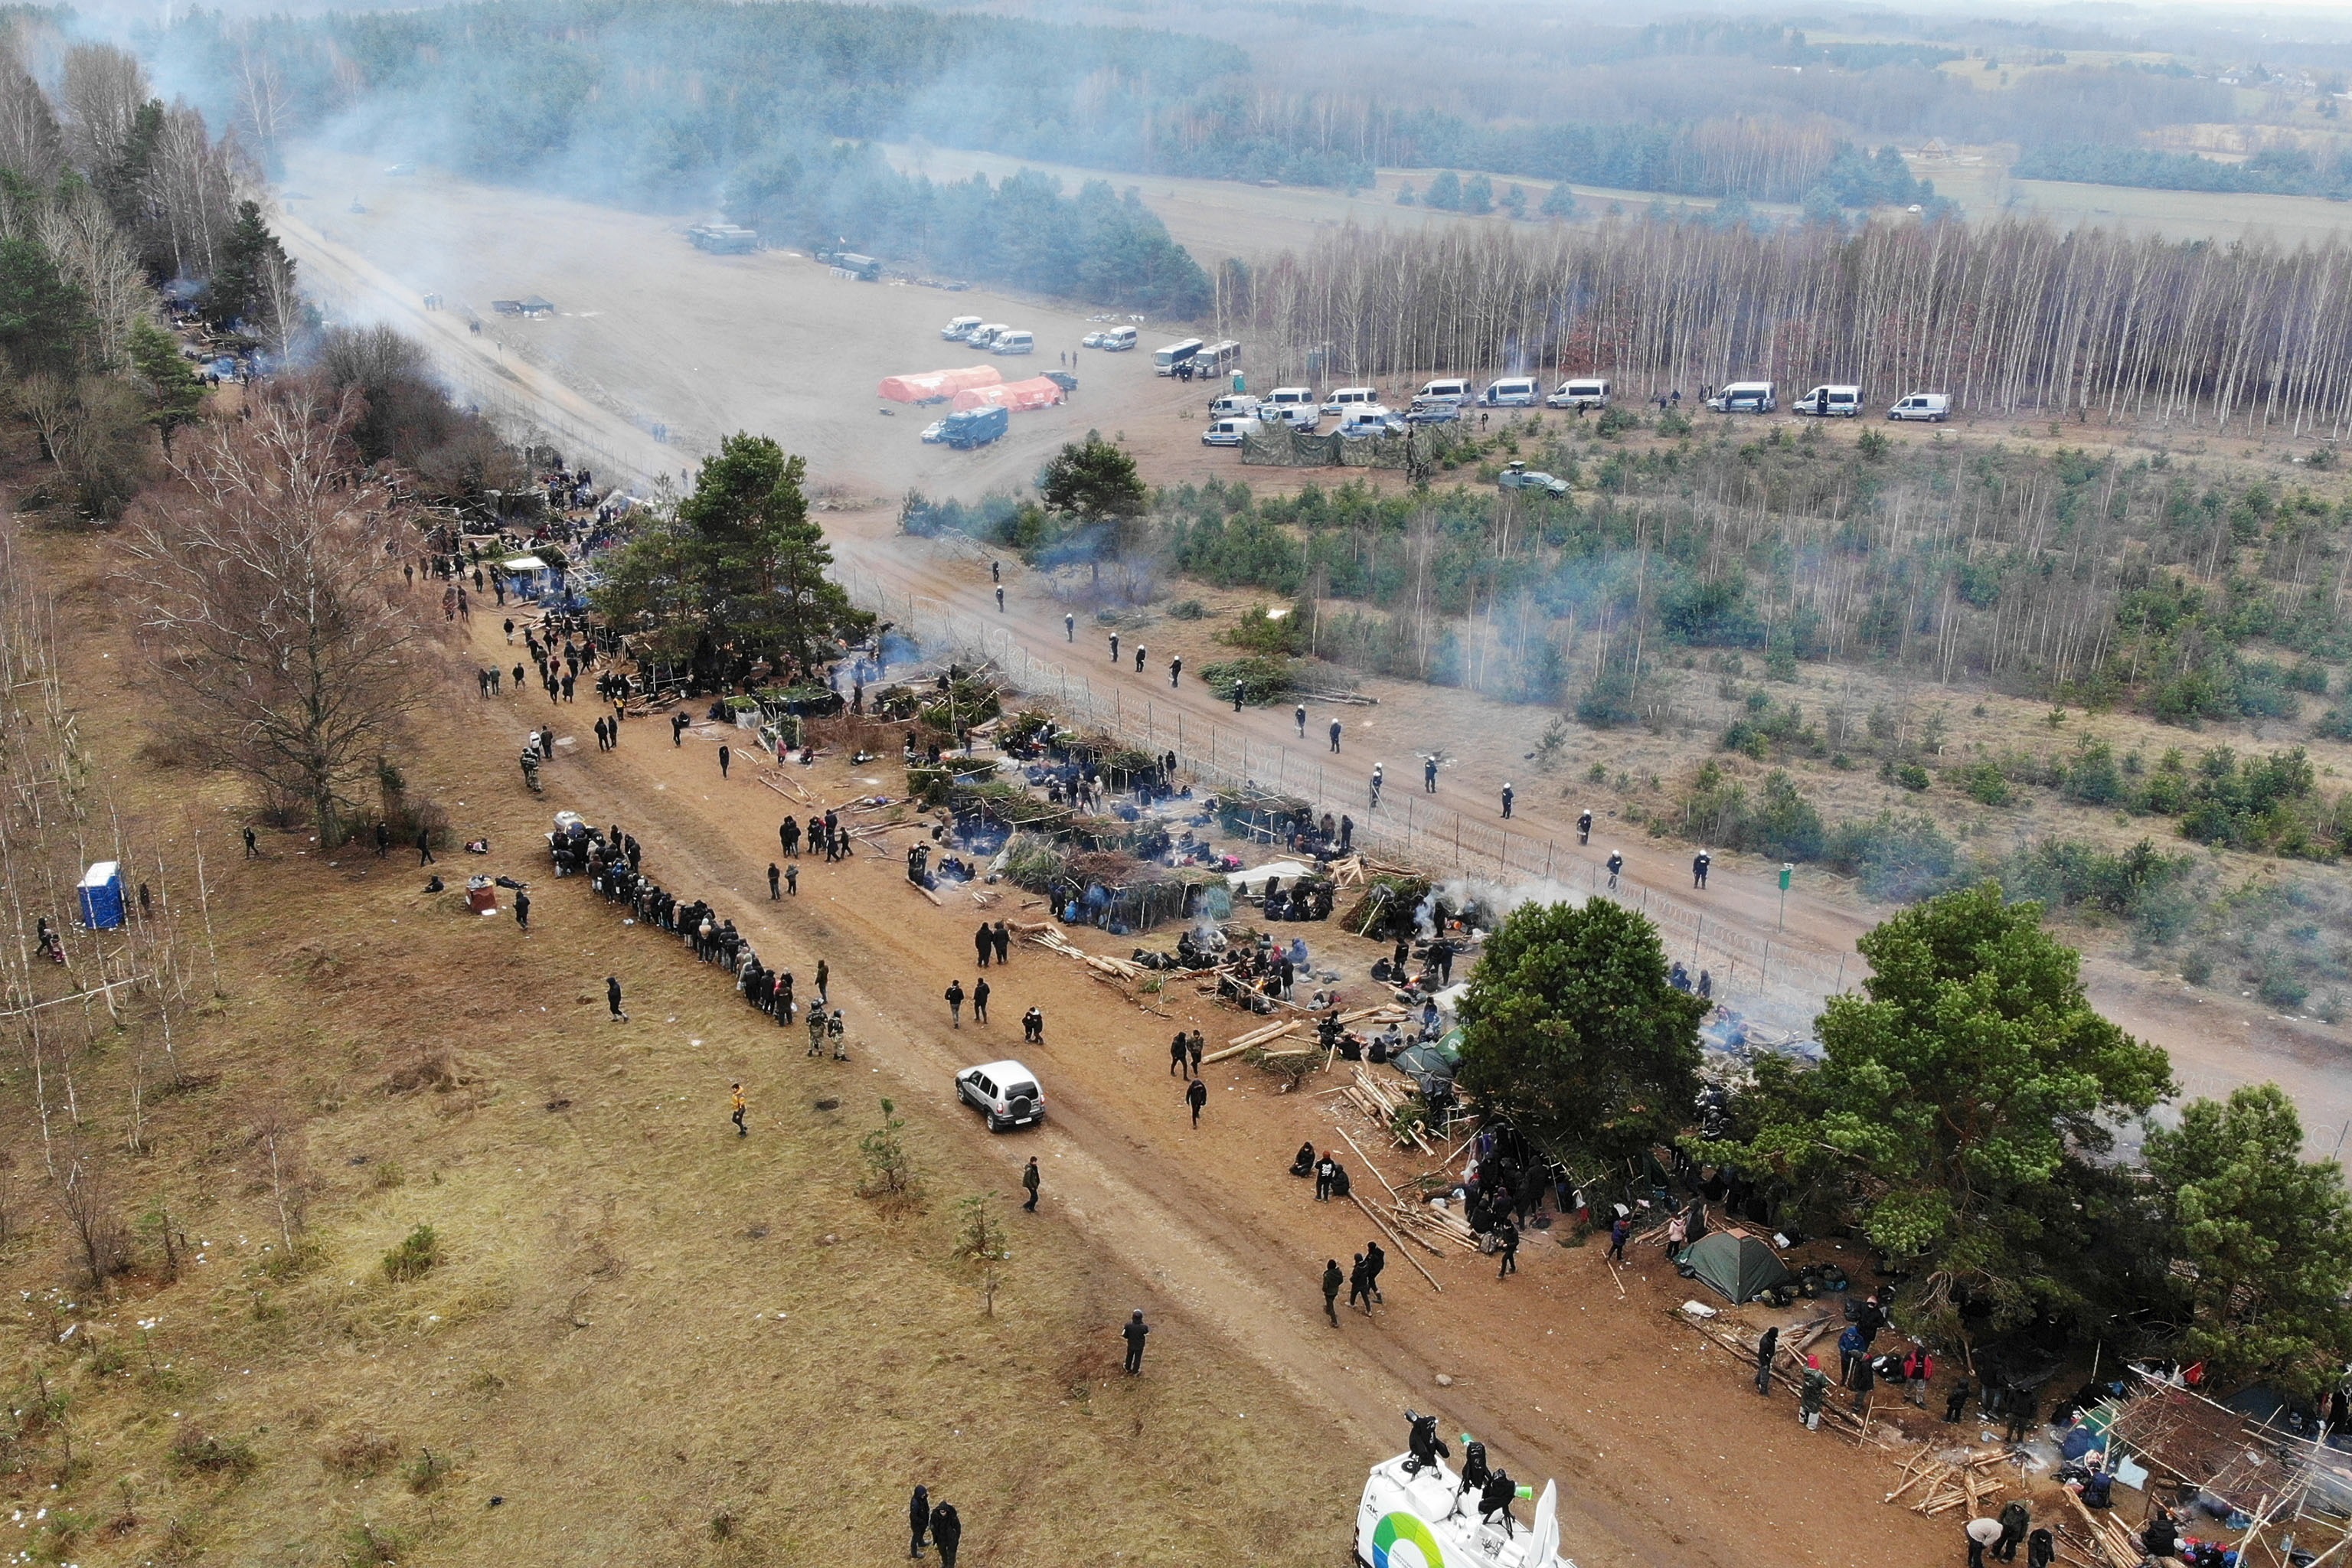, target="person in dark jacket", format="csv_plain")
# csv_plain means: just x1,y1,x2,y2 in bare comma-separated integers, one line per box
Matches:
1321,1259,1344,1325
907,1485,930,1558
1996,1501,2031,1562
2141,1508,2178,1561
1754,1325,1780,1396
1121,1309,1149,1374
929,1501,961,1568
